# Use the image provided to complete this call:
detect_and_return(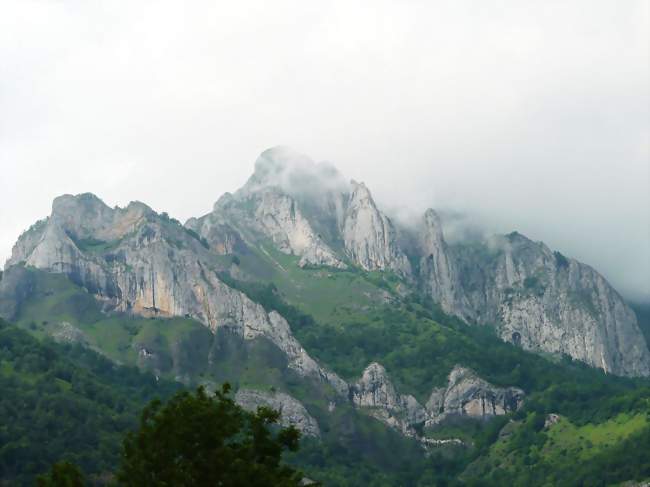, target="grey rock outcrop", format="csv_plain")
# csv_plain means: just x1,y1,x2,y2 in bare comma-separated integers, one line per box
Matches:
413,206,650,377
425,366,524,426
49,321,88,345
342,181,412,277
418,209,470,318
251,188,346,269
5,193,348,395
189,188,346,269
350,362,427,436
235,389,321,437
544,413,561,429
350,362,522,437
5,147,650,382
449,232,650,377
